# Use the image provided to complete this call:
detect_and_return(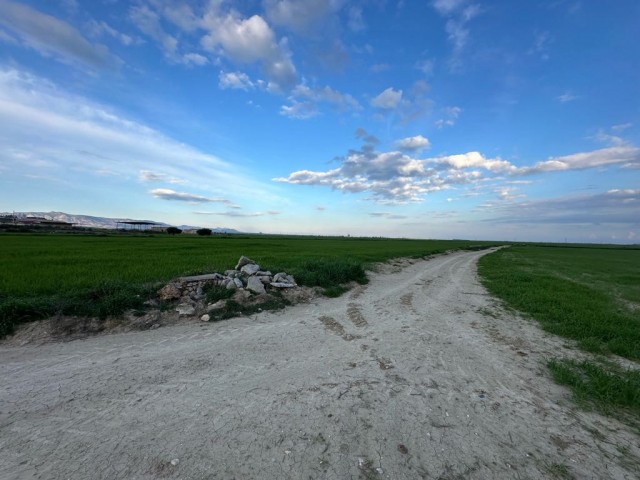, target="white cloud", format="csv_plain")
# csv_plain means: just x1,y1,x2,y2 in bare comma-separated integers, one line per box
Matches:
529,30,552,60
395,135,431,151
129,5,180,59
0,67,274,201
435,106,461,128
371,87,403,110
557,91,577,103
281,83,361,119
432,0,467,15
87,19,138,46
0,0,120,69
139,170,186,185
195,210,281,217
612,123,633,132
150,188,221,203
520,146,640,174
201,9,297,90
487,189,640,225
183,52,208,65
264,0,341,33
219,71,255,90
